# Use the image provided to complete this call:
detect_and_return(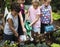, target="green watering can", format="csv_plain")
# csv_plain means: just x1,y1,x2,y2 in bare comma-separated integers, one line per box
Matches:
24,20,32,36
